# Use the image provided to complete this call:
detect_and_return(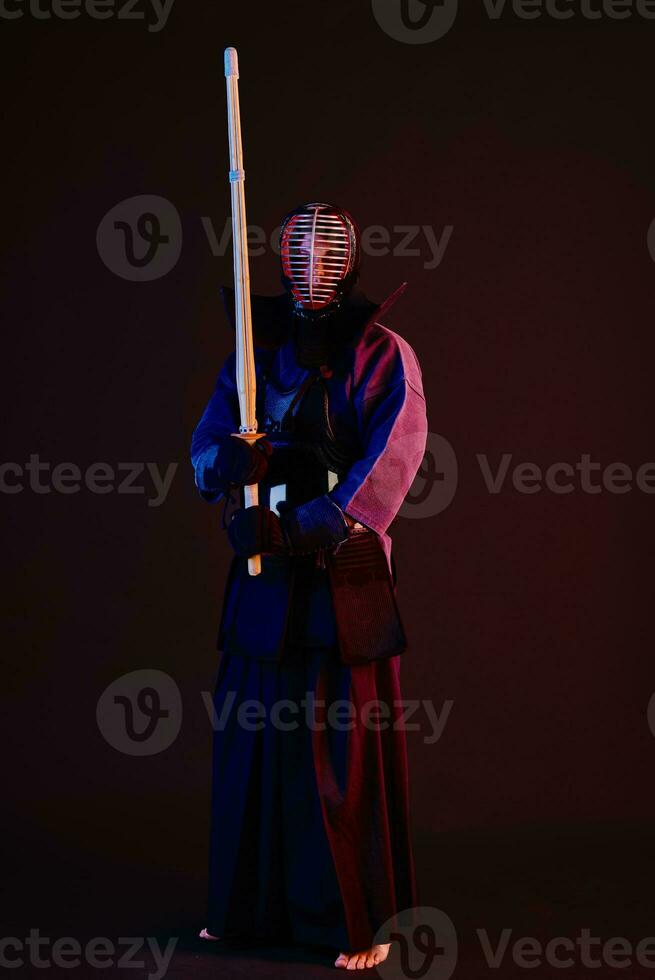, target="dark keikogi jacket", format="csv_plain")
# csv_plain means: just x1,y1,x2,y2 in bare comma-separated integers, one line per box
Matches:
191,286,428,664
